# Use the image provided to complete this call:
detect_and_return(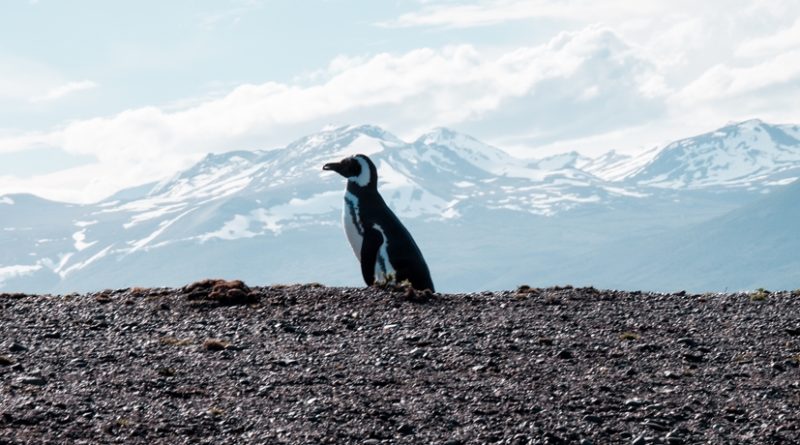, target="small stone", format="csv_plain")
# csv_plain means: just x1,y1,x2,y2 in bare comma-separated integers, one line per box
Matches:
8,342,27,353
397,423,414,435
676,337,698,347
17,375,46,386
70,358,88,368
555,349,573,359
665,431,685,445
643,420,669,431
784,327,800,336
0,355,12,366
583,414,602,424
625,398,647,408
683,353,704,363
203,339,230,351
